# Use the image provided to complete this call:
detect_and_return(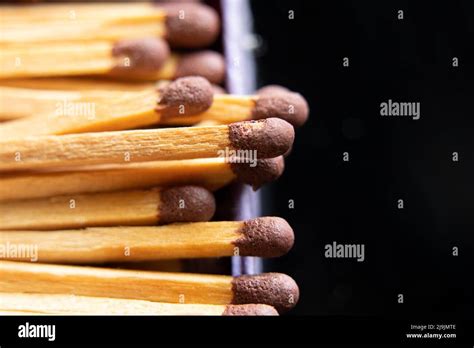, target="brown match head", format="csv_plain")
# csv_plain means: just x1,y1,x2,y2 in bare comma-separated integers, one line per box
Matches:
228,118,295,158
230,156,285,190
234,217,294,257
158,186,215,224
164,3,220,48
157,76,214,117
175,51,226,84
252,91,309,128
256,85,291,96
231,273,299,313
111,38,170,79
223,304,279,316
